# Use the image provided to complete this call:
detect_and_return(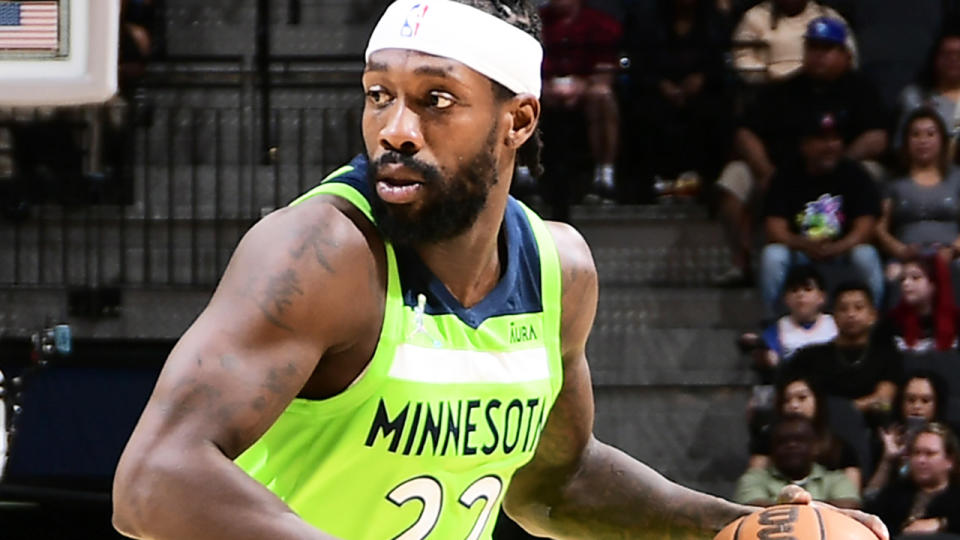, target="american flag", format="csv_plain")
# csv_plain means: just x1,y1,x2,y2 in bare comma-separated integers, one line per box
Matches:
0,1,59,51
